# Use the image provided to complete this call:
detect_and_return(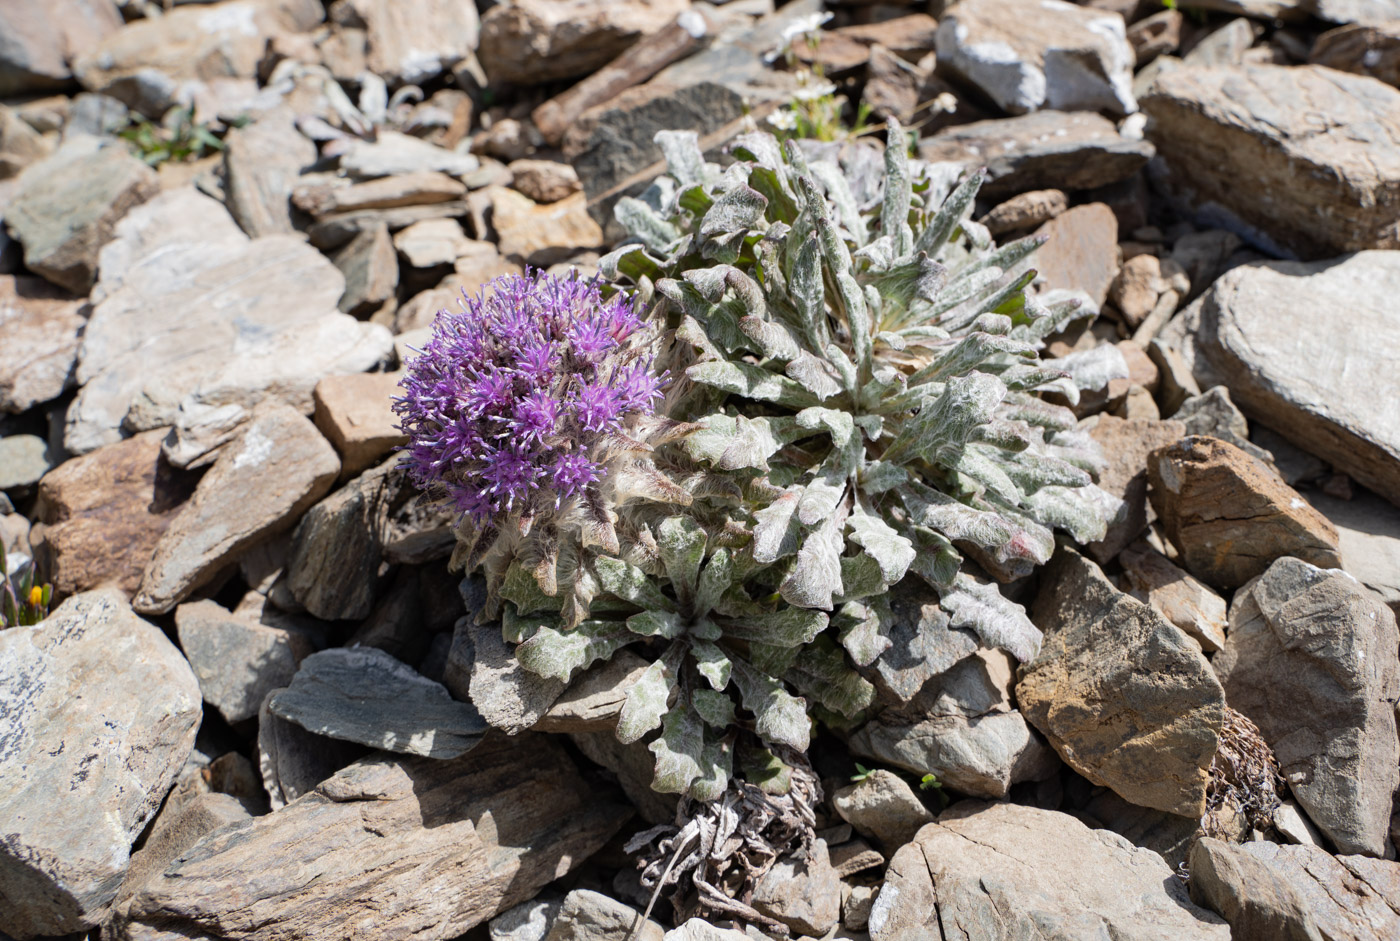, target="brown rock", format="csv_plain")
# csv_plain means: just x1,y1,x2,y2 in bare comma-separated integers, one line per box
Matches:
533,650,650,734
507,159,582,204
1084,415,1186,562
833,772,935,851
292,171,467,218
312,371,406,477
1128,9,1182,64
391,218,474,269
175,599,317,725
31,429,198,599
134,405,340,615
1109,253,1188,328
0,0,123,97
0,104,52,180
1147,436,1342,589
123,735,632,940
751,840,840,938
489,188,605,266
1119,541,1227,652
1141,64,1400,257
1019,547,1225,817
979,189,1068,236
0,275,87,414
1032,203,1120,308
1310,22,1400,88
477,0,689,85
861,45,966,129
